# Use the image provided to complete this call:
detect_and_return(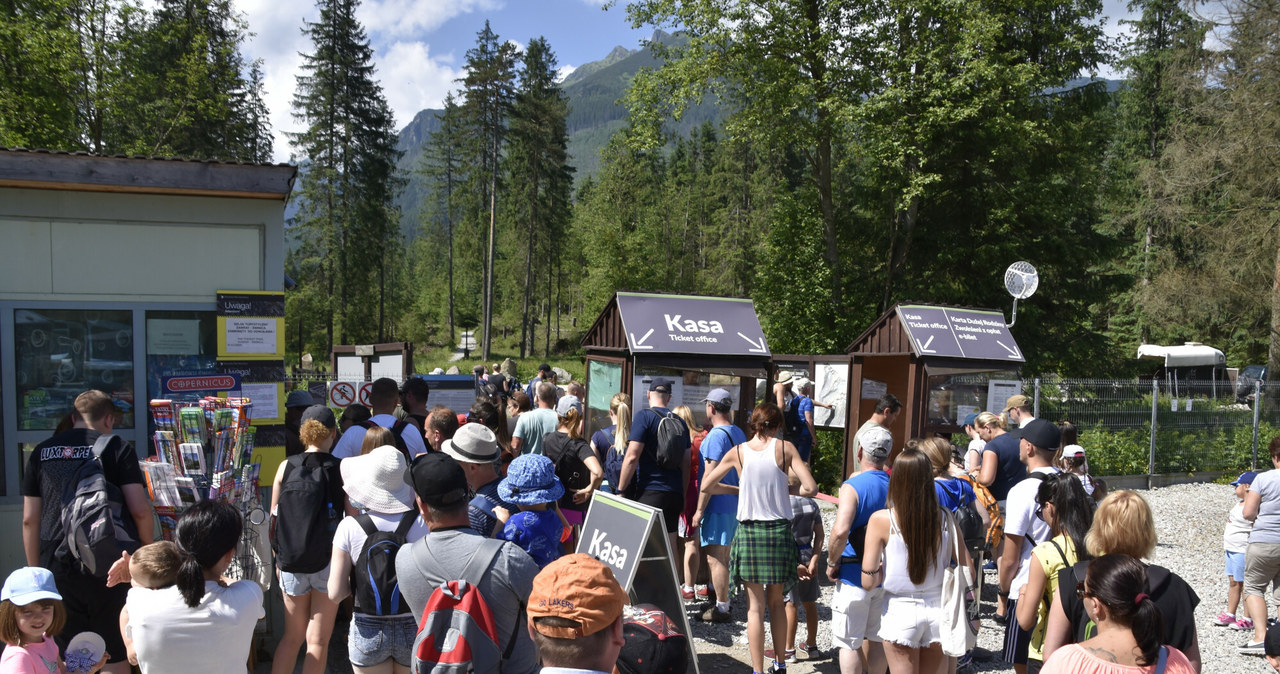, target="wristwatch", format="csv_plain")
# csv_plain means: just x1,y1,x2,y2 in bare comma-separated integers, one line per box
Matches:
827,559,841,568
